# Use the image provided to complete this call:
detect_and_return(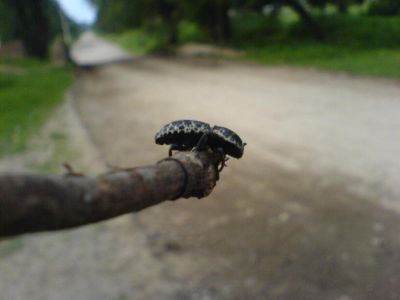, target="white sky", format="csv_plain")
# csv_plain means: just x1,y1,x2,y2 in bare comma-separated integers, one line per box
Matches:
56,0,97,25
